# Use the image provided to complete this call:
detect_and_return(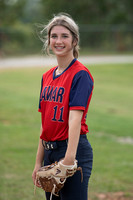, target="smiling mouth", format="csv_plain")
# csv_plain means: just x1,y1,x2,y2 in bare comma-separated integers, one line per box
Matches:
55,46,65,50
